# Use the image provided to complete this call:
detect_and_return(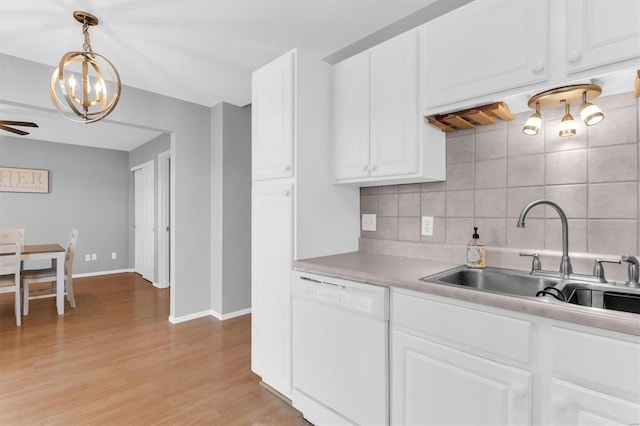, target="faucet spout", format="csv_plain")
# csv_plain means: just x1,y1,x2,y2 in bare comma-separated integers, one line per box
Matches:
517,199,572,278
